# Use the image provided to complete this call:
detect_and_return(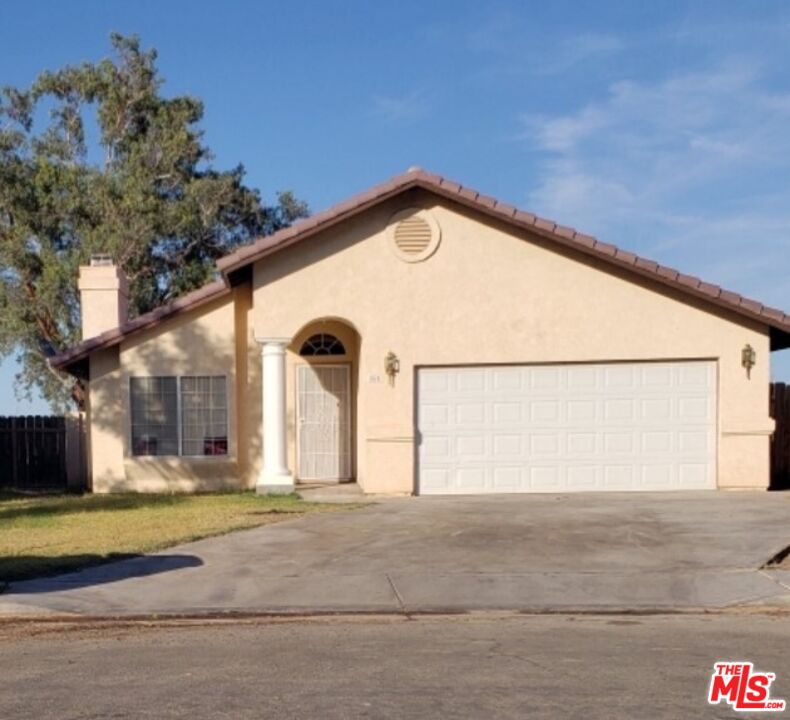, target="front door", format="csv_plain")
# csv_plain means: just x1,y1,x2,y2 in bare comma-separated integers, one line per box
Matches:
296,364,352,481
